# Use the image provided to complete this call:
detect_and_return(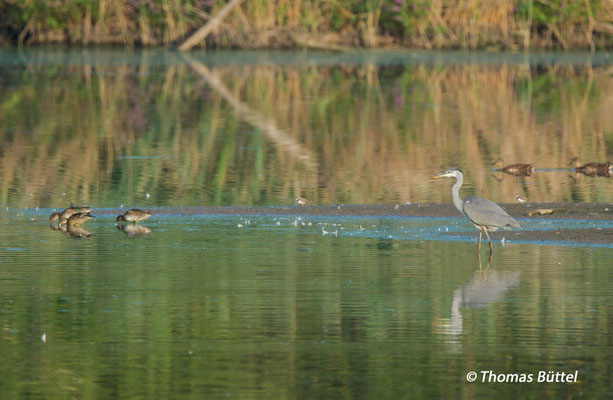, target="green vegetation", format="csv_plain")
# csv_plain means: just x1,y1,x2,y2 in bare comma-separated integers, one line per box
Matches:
0,50,612,208
1,0,612,49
